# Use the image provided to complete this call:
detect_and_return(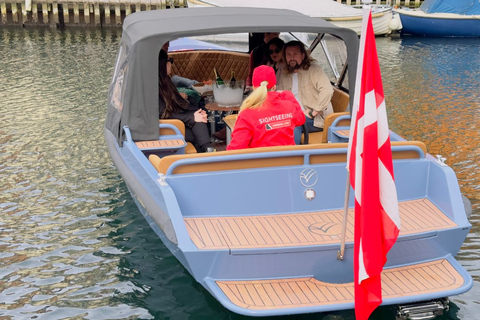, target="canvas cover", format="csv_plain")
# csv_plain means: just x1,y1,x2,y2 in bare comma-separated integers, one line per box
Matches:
105,7,359,144
421,0,480,15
